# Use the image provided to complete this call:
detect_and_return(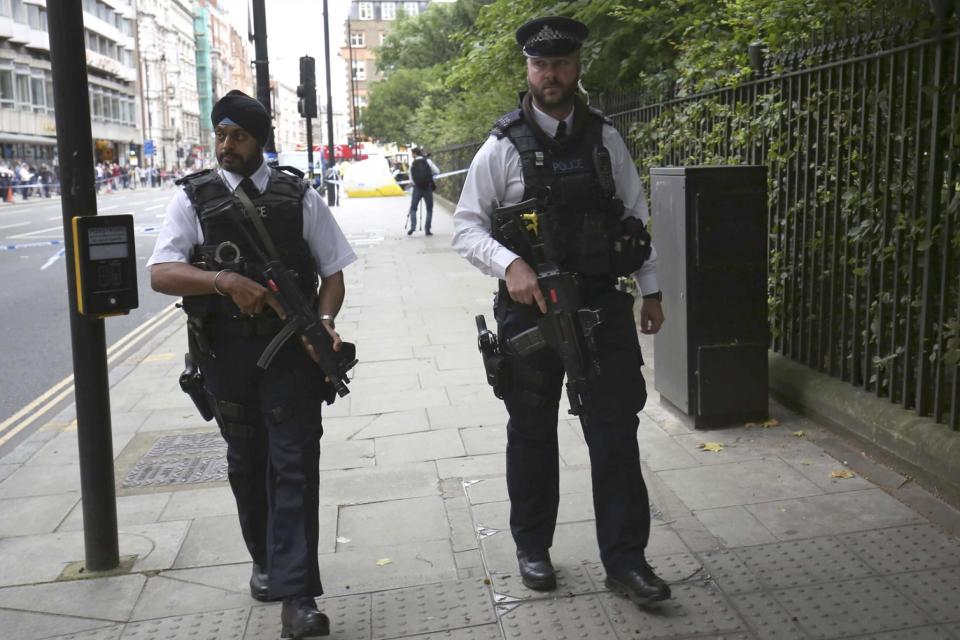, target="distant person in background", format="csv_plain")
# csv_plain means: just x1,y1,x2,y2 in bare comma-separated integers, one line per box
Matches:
407,147,439,236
